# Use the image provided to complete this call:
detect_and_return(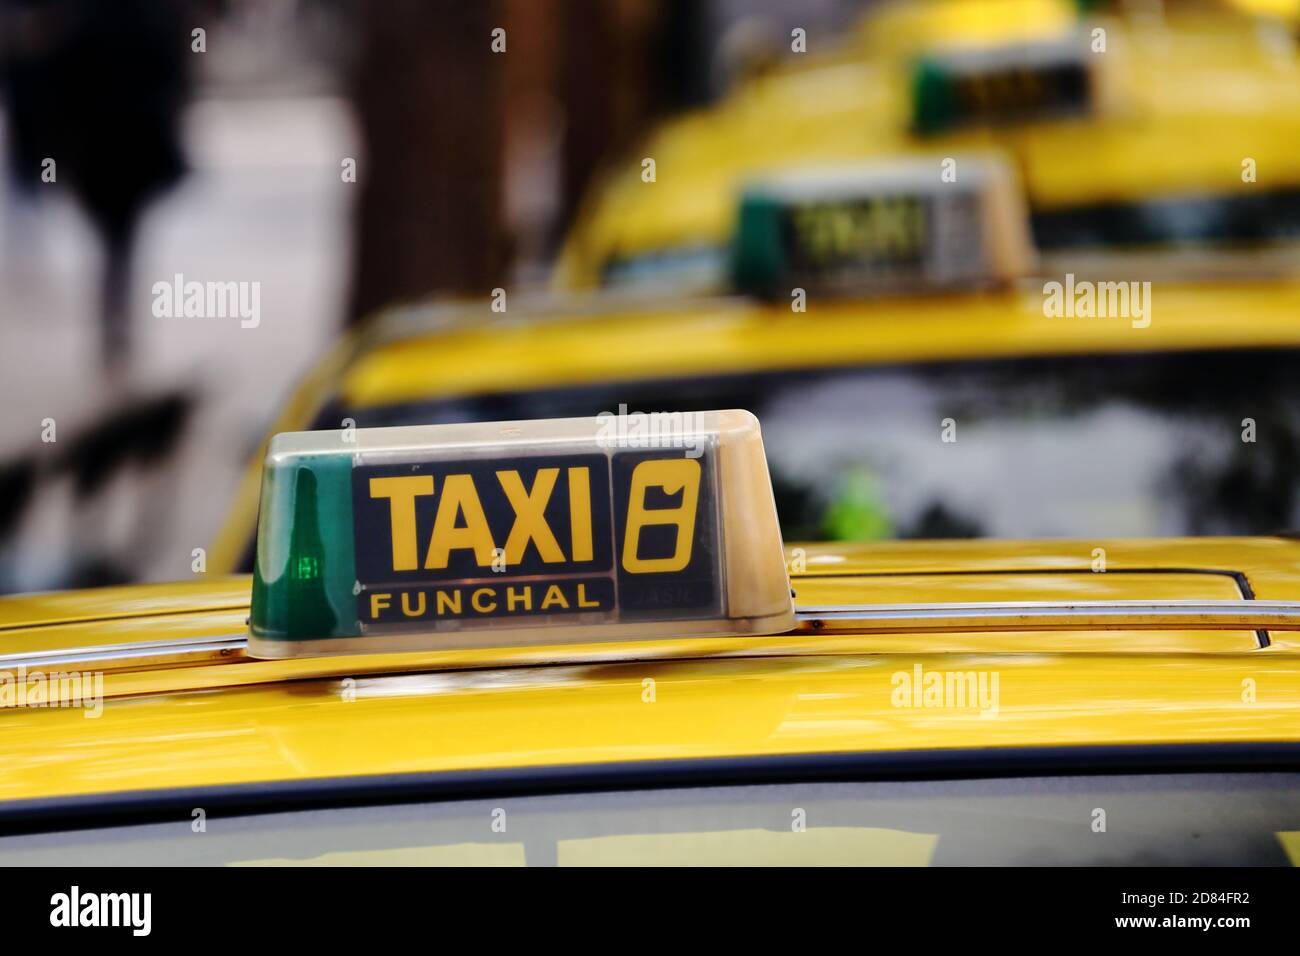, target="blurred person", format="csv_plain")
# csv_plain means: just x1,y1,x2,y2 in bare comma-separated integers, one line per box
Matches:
0,0,192,377
0,0,200,592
